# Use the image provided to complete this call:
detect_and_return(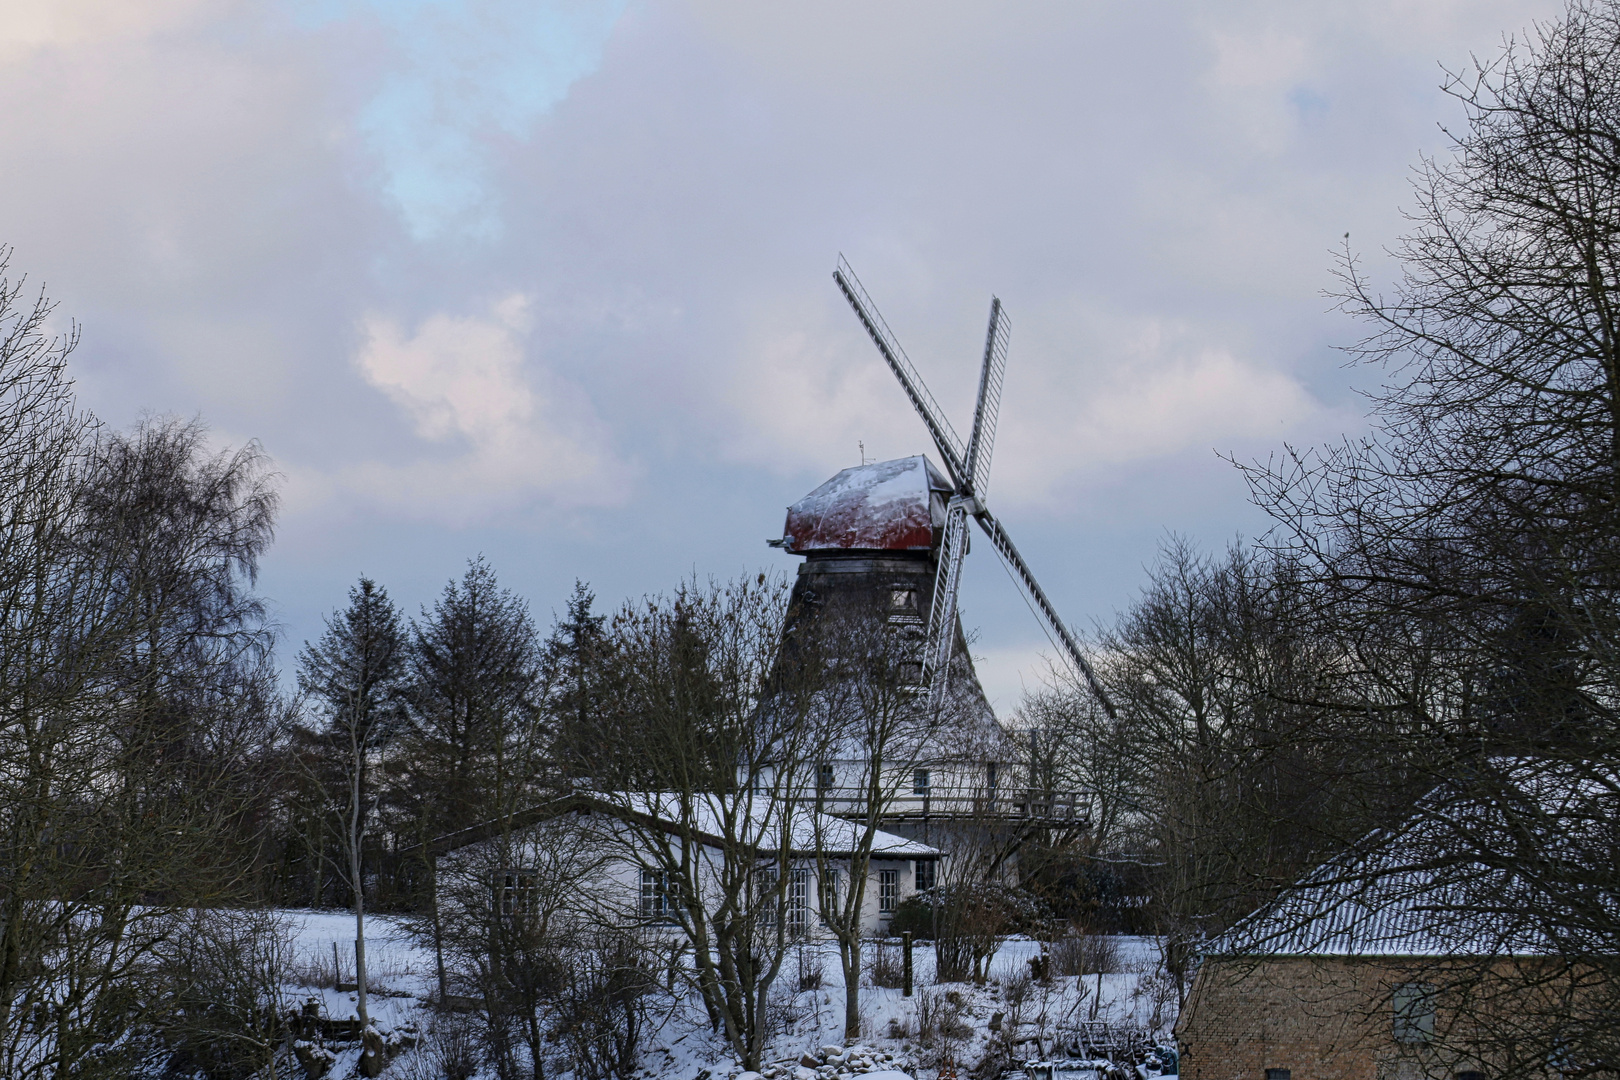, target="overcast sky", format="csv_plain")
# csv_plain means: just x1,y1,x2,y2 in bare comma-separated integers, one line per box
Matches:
1,0,1567,714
